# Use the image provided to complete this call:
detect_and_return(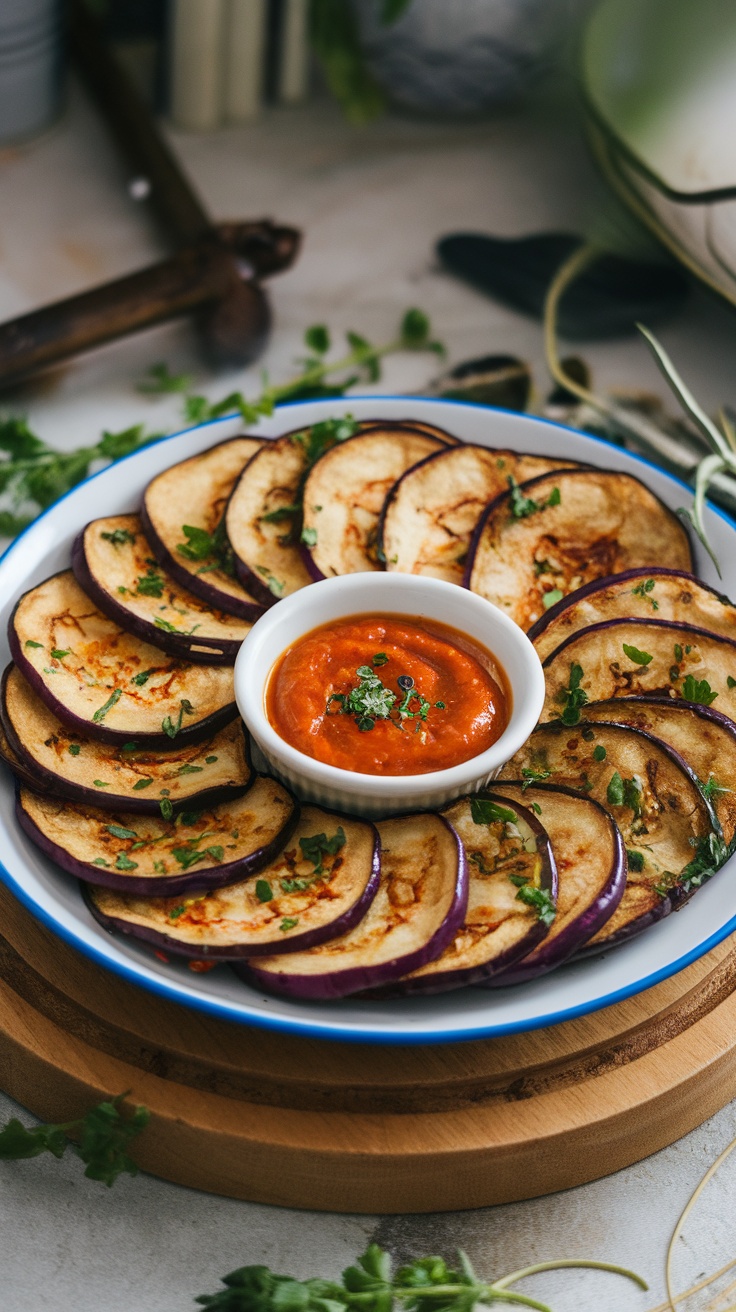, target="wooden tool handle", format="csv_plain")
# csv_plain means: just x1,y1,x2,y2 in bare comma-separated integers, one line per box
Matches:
0,243,248,387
